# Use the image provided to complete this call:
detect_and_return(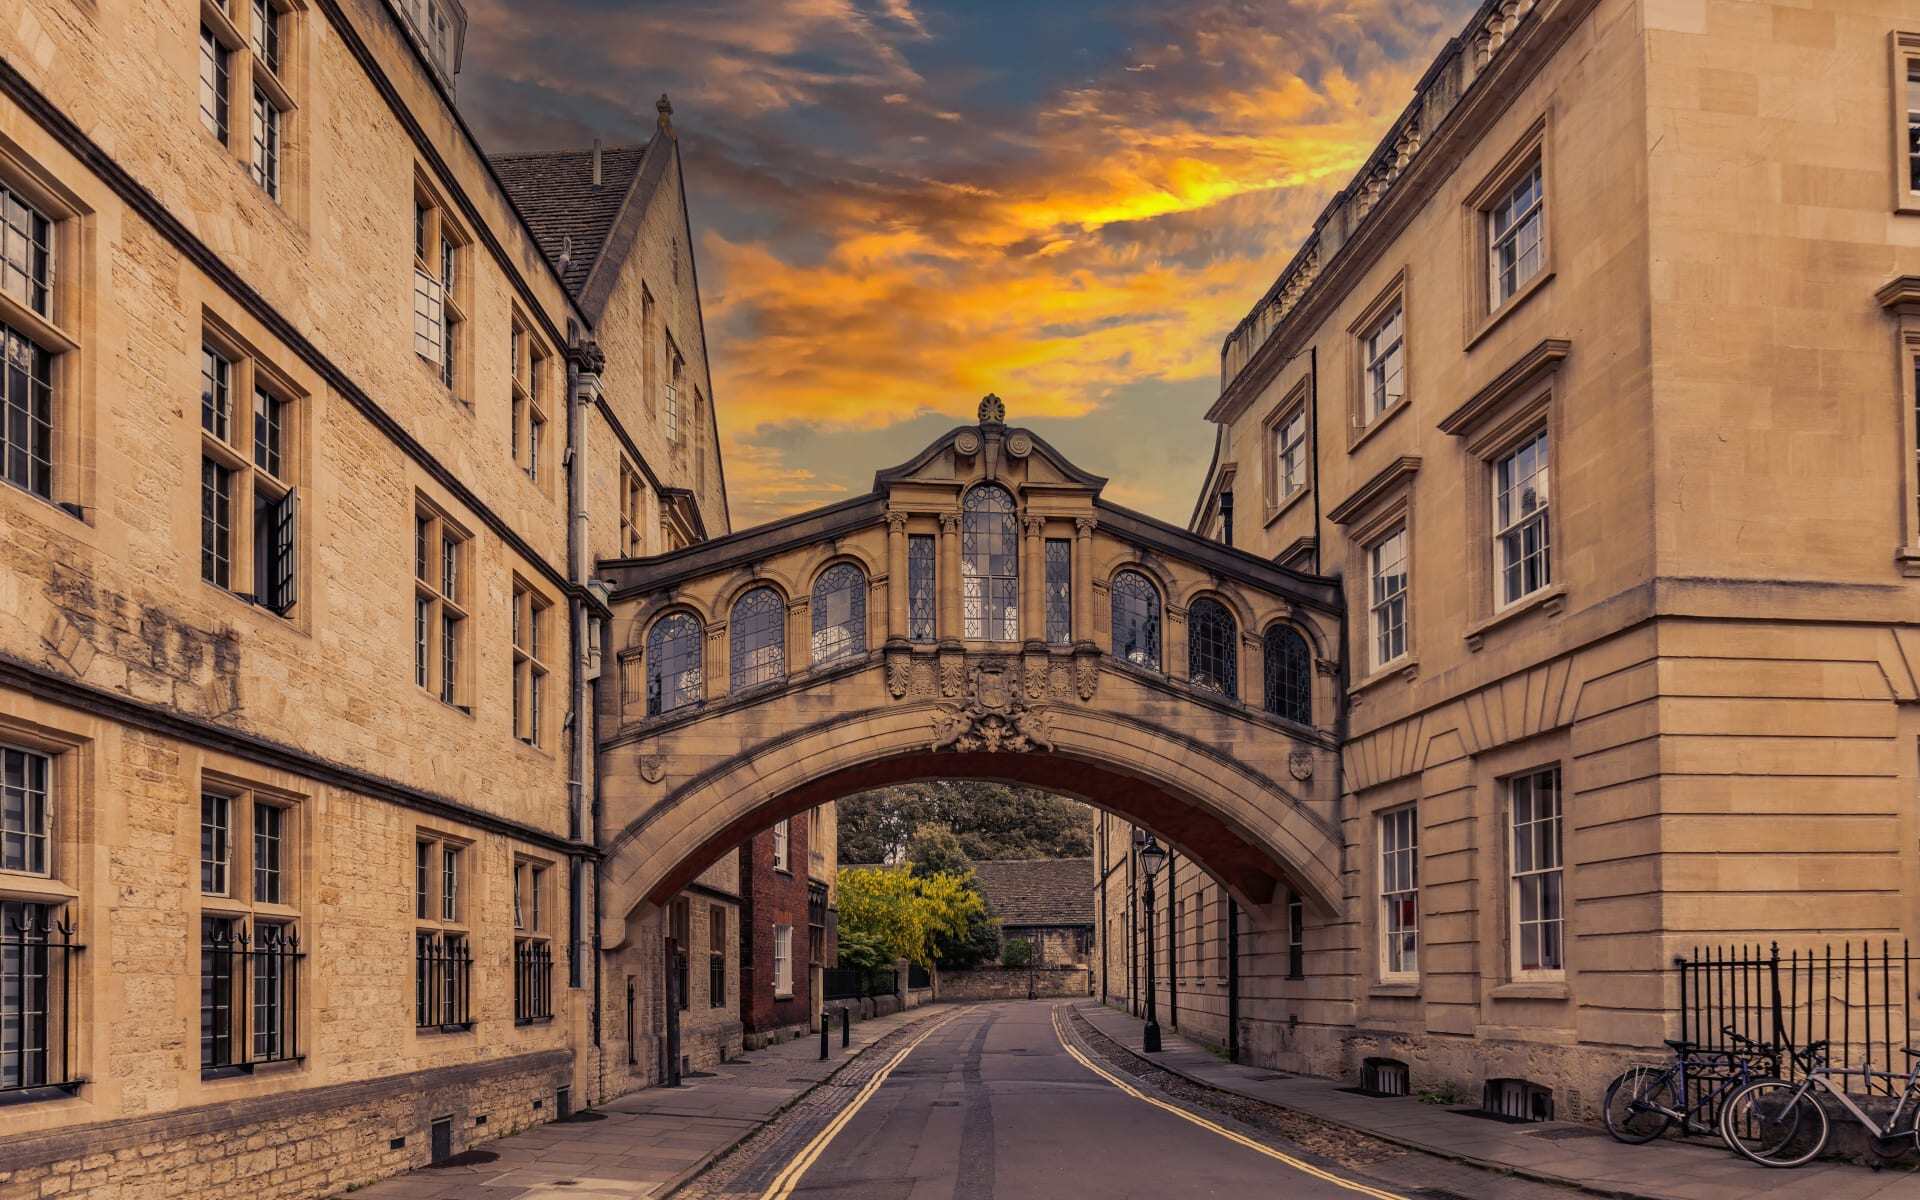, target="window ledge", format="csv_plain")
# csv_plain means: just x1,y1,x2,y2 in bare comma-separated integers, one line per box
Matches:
1346,396,1410,455
1350,656,1418,700
1262,483,1312,530
200,1063,255,1080
1368,982,1420,998
418,1023,476,1036
1465,269,1555,353
1463,584,1566,651
0,871,78,902
1490,980,1569,1001
1897,547,1920,578
515,1016,555,1028
0,1080,85,1107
